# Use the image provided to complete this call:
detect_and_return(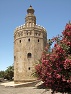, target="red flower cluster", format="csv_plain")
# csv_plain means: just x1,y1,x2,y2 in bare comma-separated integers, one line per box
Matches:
35,23,71,94
62,24,71,46
64,58,71,69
